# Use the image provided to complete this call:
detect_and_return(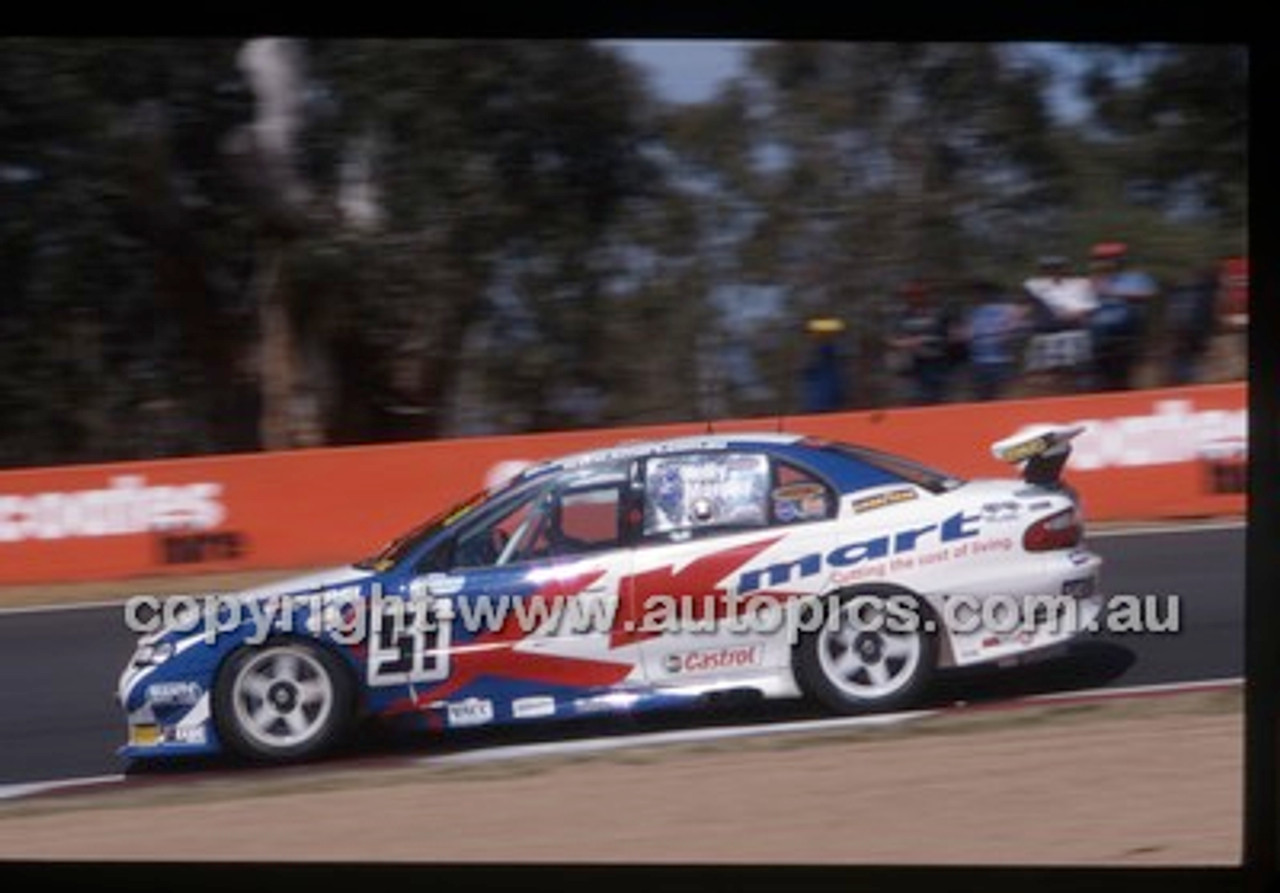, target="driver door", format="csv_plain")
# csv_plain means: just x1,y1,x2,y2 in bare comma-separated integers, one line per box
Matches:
390,467,639,725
